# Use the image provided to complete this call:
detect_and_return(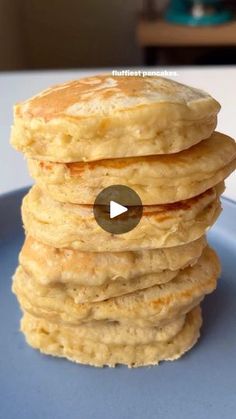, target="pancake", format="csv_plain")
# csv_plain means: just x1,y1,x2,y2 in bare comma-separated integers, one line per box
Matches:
13,247,220,328
14,264,180,303
20,236,206,286
11,75,220,162
15,244,208,303
28,132,236,205
20,307,202,367
21,311,186,347
21,184,222,252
